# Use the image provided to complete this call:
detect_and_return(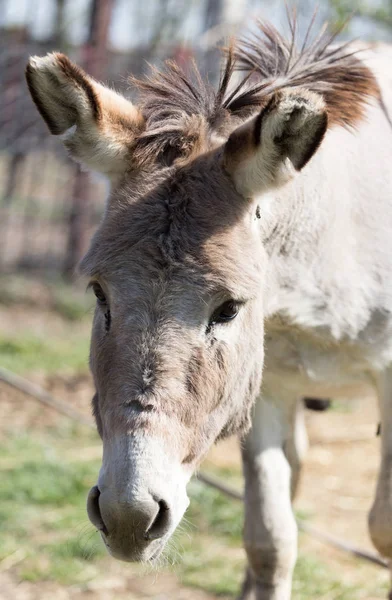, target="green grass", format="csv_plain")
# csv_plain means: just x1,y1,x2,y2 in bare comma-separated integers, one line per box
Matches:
0,427,104,584
185,479,243,543
52,284,93,321
0,276,92,373
0,275,94,321
177,536,245,596
0,333,90,374
0,275,388,598
0,426,388,598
